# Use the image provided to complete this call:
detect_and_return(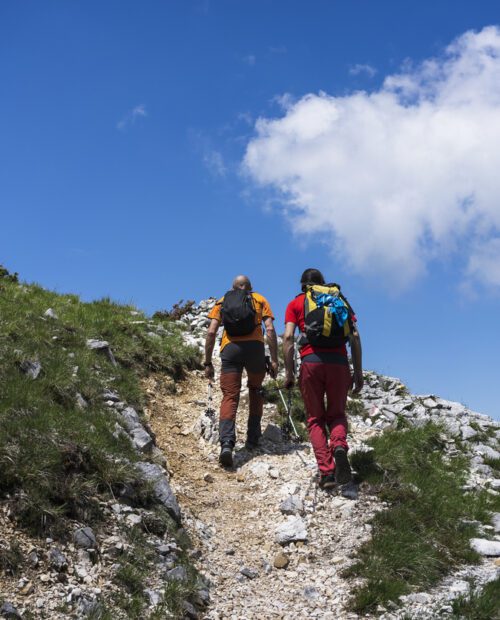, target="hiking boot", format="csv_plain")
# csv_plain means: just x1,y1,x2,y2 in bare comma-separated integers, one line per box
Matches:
219,444,233,468
319,473,336,489
334,447,352,485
